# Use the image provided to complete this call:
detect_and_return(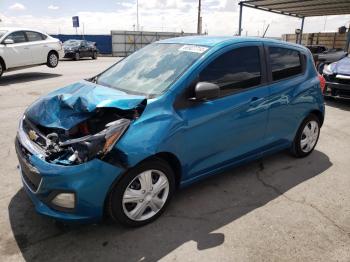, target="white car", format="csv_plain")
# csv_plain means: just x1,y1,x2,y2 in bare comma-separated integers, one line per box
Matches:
0,27,64,77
